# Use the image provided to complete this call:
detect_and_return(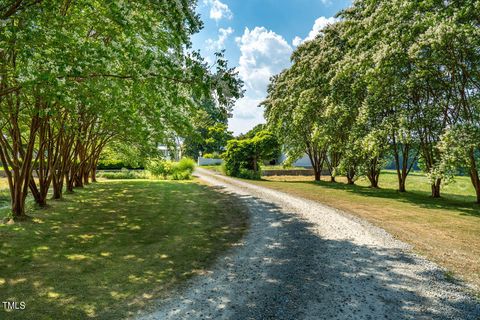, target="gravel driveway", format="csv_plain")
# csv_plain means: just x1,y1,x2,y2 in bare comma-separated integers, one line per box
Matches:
137,168,480,320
